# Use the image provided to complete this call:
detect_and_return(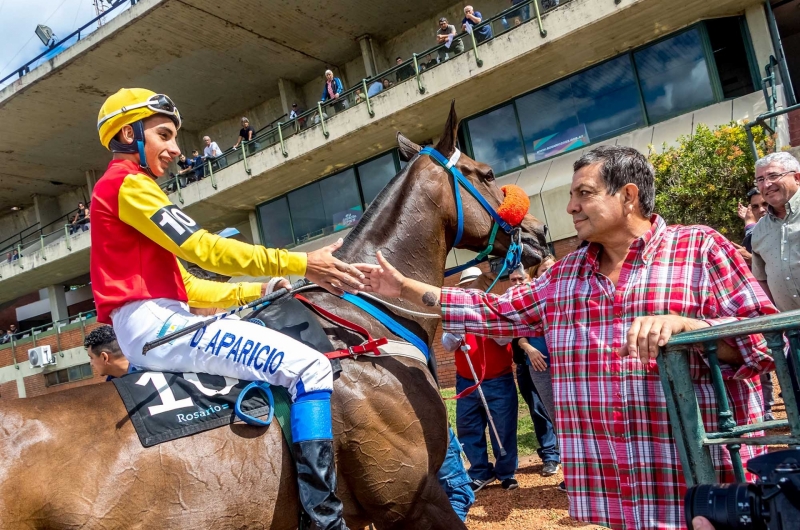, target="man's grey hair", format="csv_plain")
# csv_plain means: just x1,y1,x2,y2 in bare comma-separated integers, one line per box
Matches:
203,135,210,141
509,264,526,277
573,146,656,217
324,69,333,76
755,151,800,173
